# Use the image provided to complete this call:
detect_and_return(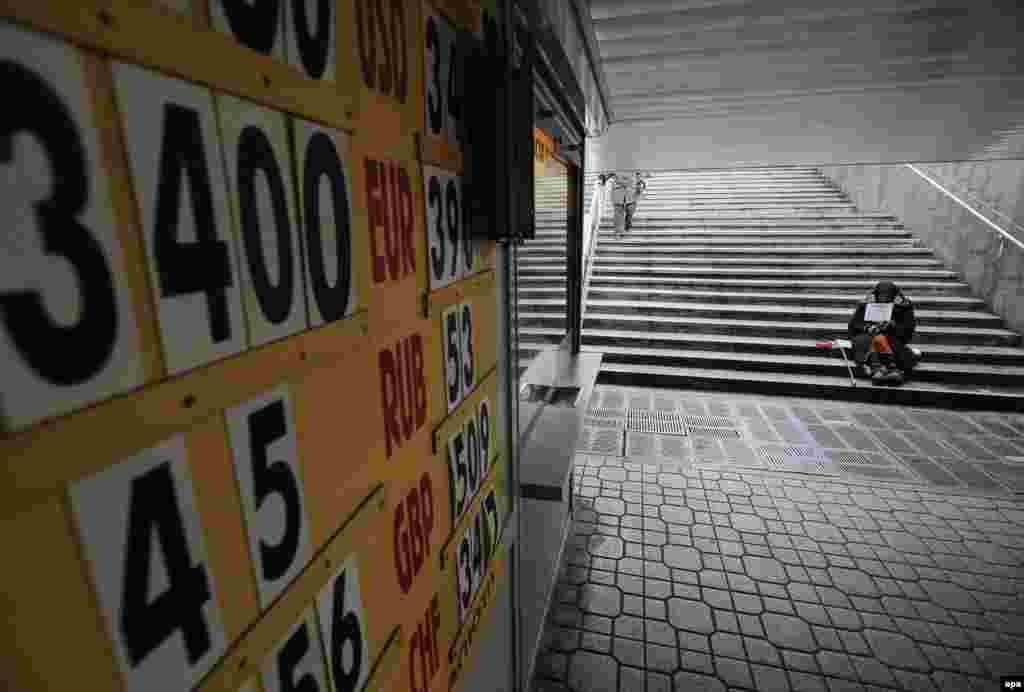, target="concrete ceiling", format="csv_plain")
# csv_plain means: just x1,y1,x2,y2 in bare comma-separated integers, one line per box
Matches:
586,0,1024,170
